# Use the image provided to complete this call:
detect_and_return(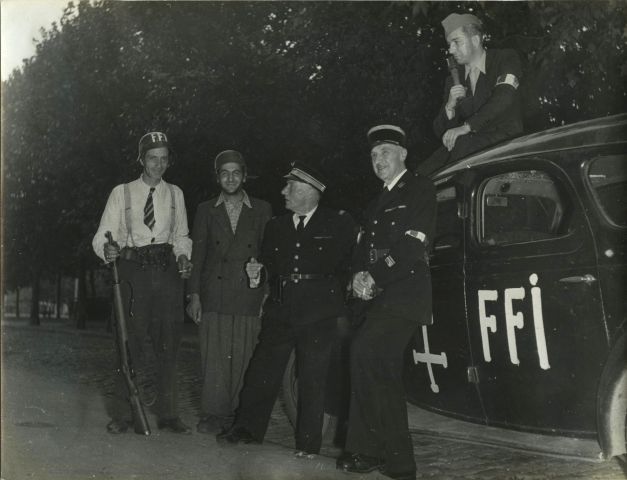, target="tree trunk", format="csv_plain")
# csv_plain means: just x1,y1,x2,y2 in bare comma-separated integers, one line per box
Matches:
56,273,62,320
89,268,96,298
15,287,20,319
75,257,87,330
30,271,41,326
